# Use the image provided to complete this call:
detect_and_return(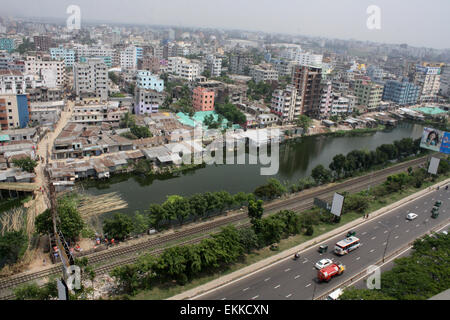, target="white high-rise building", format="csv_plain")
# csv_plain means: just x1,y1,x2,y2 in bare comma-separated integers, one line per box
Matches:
270,85,301,123
413,65,441,102
295,52,323,68
206,55,222,77
167,57,201,81
73,58,108,101
25,54,65,88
